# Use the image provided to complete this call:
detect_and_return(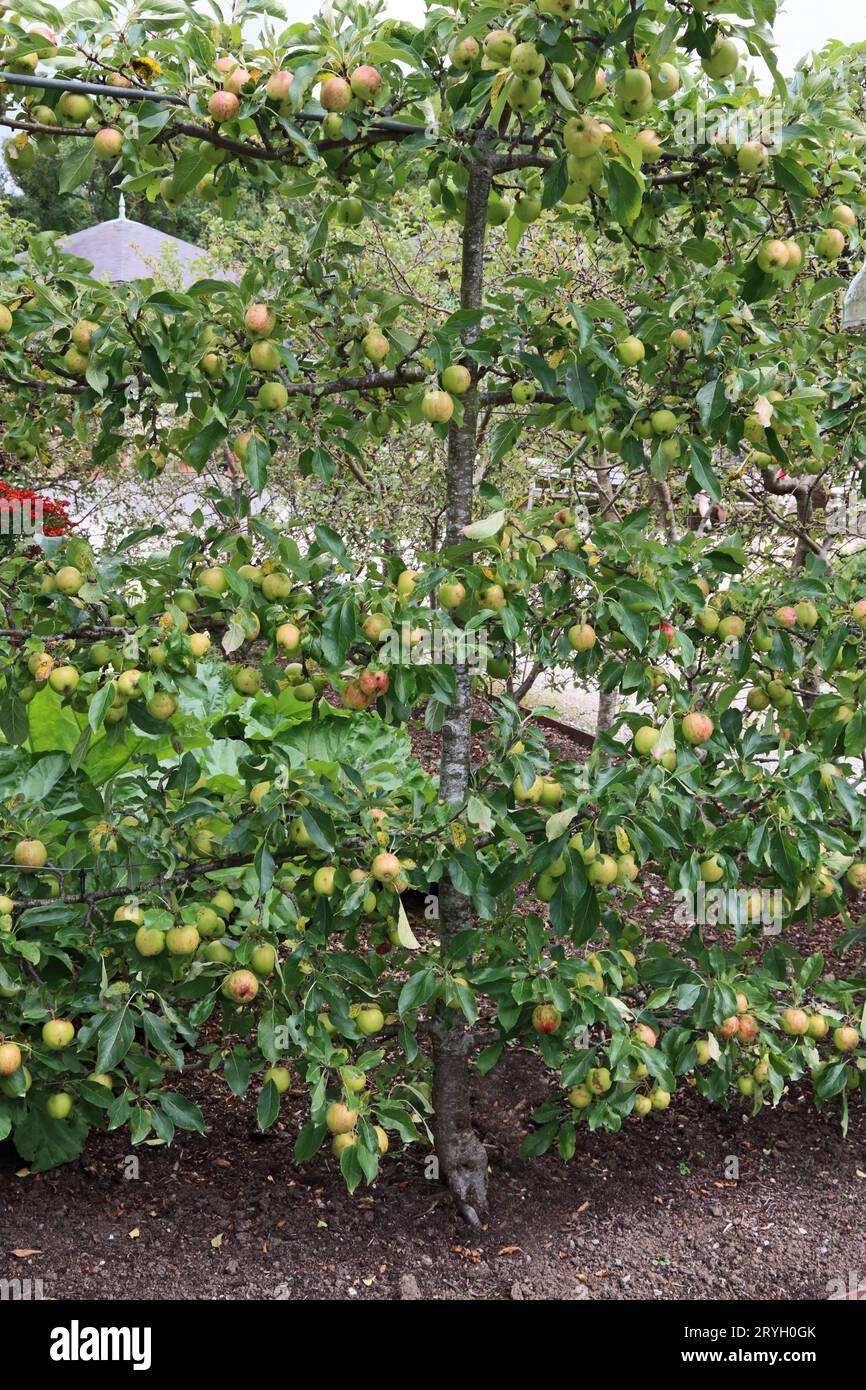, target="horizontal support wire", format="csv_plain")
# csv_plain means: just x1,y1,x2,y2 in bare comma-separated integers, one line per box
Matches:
0,68,426,134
